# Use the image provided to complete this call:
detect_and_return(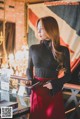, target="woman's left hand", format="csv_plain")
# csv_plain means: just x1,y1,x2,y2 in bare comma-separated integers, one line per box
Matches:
43,82,53,89
58,68,66,78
